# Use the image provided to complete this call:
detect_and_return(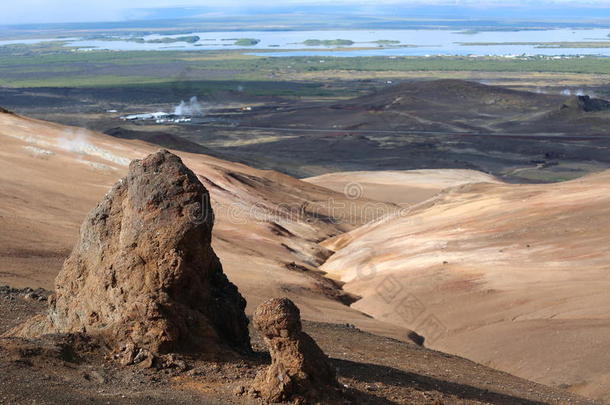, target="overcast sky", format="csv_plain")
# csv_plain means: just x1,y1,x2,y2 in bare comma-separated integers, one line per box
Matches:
1,0,609,25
